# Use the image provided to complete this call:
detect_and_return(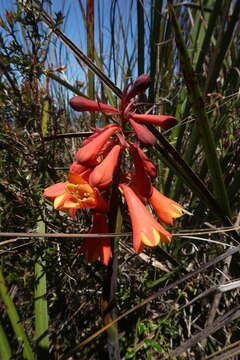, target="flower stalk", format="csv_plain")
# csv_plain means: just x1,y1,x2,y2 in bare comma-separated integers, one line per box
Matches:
43,74,183,359
44,73,183,262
